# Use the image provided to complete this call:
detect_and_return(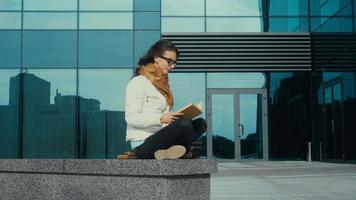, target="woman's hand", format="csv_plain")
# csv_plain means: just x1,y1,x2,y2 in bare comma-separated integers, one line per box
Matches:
160,112,184,124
